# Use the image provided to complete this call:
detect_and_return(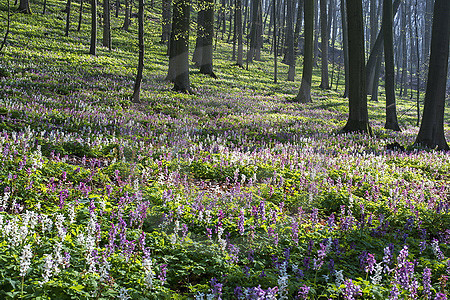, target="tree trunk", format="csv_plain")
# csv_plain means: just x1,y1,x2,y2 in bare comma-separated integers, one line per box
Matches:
89,0,97,55
286,0,295,81
65,0,71,36
103,0,111,49
340,0,348,98
341,0,370,134
423,0,433,66
399,0,407,97
383,0,400,131
319,0,329,89
192,9,205,66
122,0,130,31
273,0,277,82
365,0,401,94
293,0,303,54
0,0,10,53
115,0,119,17
296,0,314,103
77,0,83,31
19,0,32,14
369,0,377,50
313,0,319,66
236,0,244,66
160,0,171,44
200,0,216,78
414,0,449,150
171,0,191,93
132,0,144,103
